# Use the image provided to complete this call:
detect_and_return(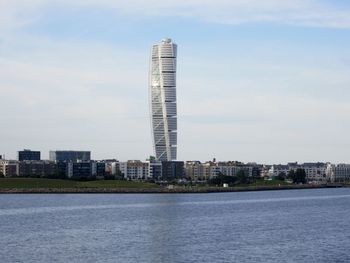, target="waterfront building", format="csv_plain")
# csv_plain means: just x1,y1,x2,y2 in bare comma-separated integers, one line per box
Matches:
185,161,202,180
326,163,350,183
185,161,213,180
149,160,162,180
215,161,257,178
301,163,327,183
199,162,213,179
260,165,271,178
118,160,183,180
101,159,119,176
269,163,327,183
185,161,260,180
0,160,18,177
17,160,57,177
268,165,291,177
68,162,91,178
57,161,105,179
110,161,120,176
161,161,184,179
49,150,91,162
149,38,177,161
18,149,41,161
119,160,150,180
